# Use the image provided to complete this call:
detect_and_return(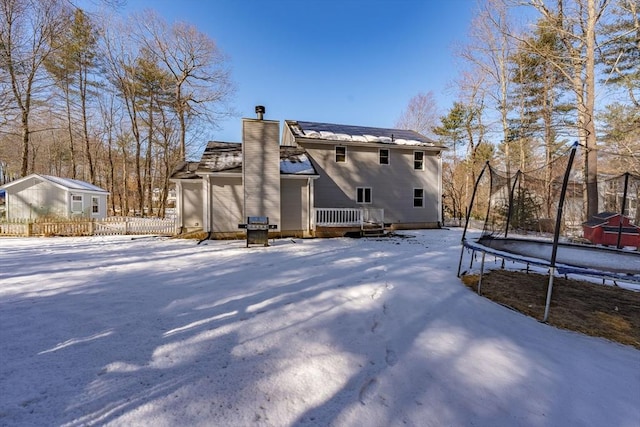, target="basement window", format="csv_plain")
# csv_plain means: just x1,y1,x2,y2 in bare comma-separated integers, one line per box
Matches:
335,146,346,163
